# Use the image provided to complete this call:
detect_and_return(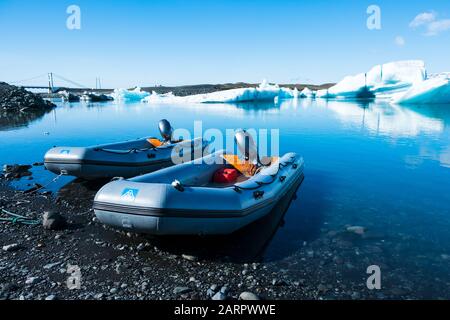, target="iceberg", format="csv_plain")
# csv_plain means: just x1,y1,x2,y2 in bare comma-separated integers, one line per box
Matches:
278,87,298,100
393,76,450,104
317,60,426,100
110,87,150,102
316,88,332,99
194,80,281,103
429,72,450,79
143,91,180,104
316,60,450,104
299,87,315,98
142,81,296,104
